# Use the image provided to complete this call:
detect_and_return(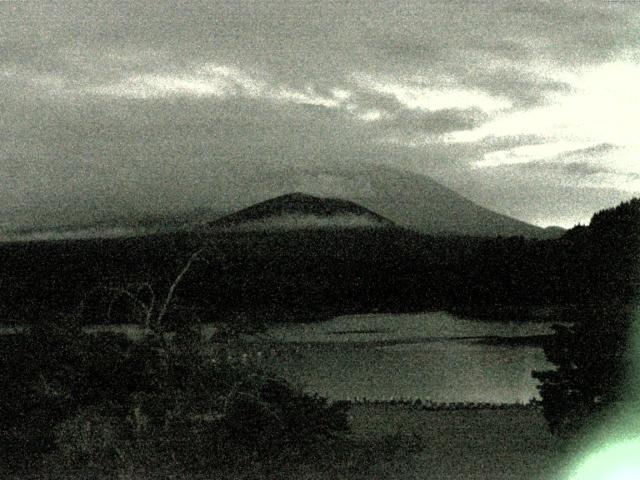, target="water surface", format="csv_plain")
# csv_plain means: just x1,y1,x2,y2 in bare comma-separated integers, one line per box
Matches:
1,311,559,404
259,312,558,404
